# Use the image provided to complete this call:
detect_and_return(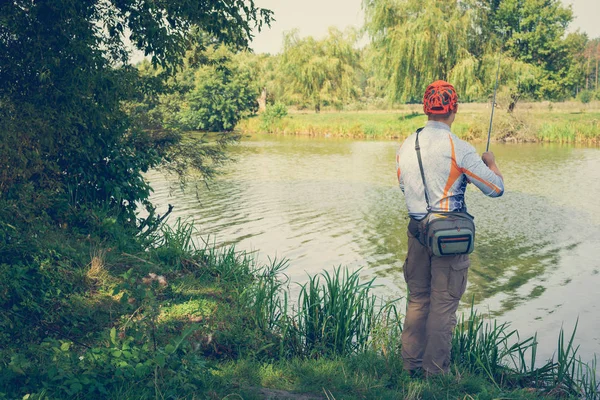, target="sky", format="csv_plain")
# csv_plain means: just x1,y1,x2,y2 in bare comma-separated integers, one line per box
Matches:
250,0,600,55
